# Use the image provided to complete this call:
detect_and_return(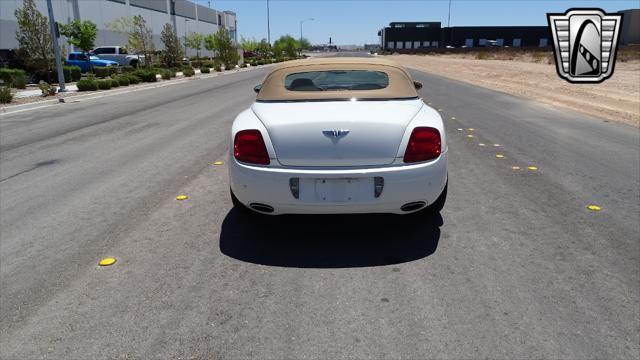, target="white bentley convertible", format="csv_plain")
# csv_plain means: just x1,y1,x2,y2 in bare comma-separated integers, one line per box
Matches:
229,57,447,215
